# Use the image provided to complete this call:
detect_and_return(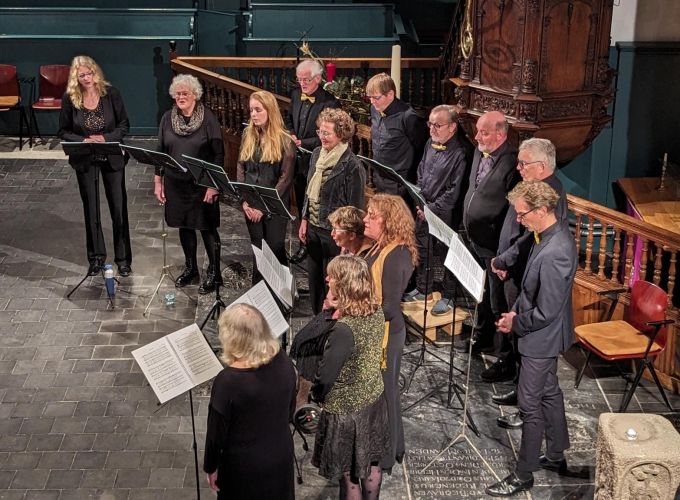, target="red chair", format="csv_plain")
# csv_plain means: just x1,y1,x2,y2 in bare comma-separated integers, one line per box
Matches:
0,64,30,150
30,64,70,146
574,280,674,412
